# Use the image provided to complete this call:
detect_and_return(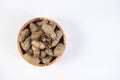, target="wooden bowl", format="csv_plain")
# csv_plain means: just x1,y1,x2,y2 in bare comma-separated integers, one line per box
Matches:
17,17,66,66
